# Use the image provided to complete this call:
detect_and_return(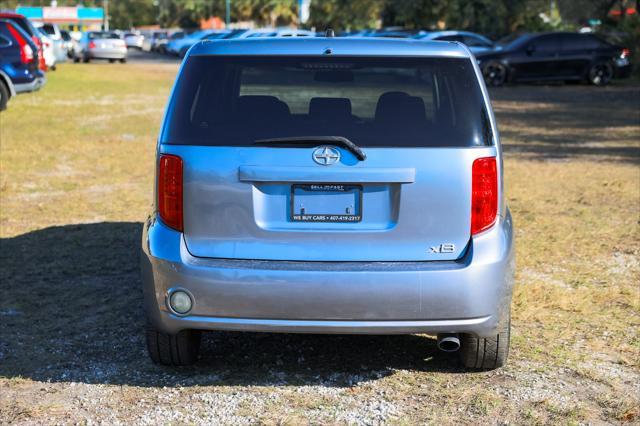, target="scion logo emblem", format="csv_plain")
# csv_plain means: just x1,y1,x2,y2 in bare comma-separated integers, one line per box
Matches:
312,146,340,166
